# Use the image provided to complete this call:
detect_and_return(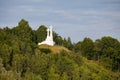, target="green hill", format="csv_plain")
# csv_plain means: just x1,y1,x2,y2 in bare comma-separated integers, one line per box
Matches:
0,19,120,80
38,44,70,53
0,50,119,80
